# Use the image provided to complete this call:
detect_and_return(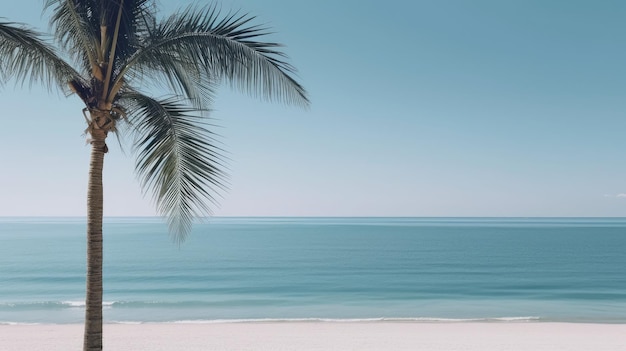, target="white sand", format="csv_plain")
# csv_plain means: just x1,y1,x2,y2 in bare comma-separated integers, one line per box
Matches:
1,322,625,351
